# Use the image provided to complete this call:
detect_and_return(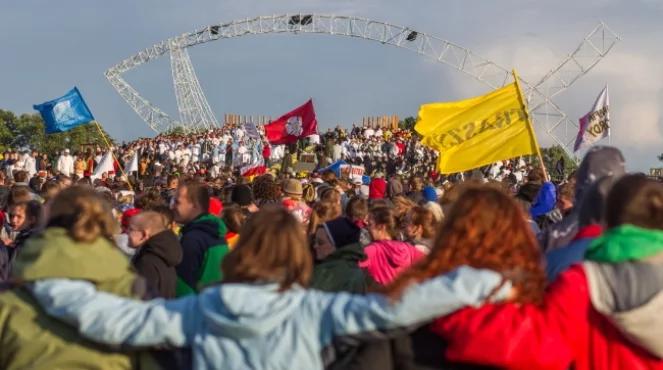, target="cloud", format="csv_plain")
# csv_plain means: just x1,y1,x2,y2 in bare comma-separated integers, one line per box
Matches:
614,100,662,146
